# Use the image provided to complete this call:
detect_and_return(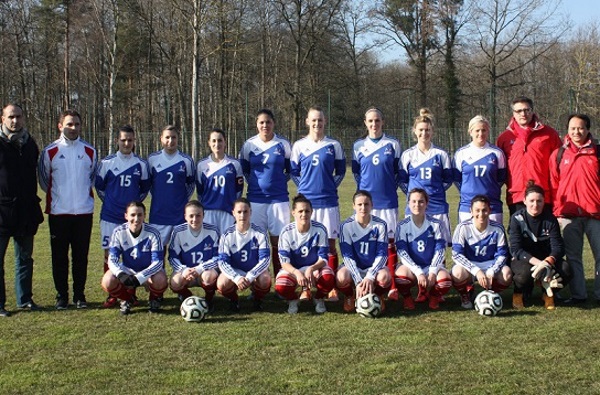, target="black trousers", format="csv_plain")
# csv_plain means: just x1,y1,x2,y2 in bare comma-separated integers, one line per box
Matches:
511,257,572,294
49,214,93,302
